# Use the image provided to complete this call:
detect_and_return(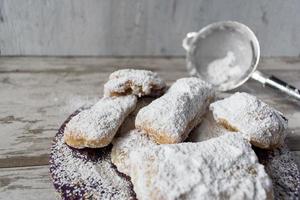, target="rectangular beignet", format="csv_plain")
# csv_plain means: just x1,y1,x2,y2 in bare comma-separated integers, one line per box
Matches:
135,77,214,144
64,95,137,149
210,92,288,149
